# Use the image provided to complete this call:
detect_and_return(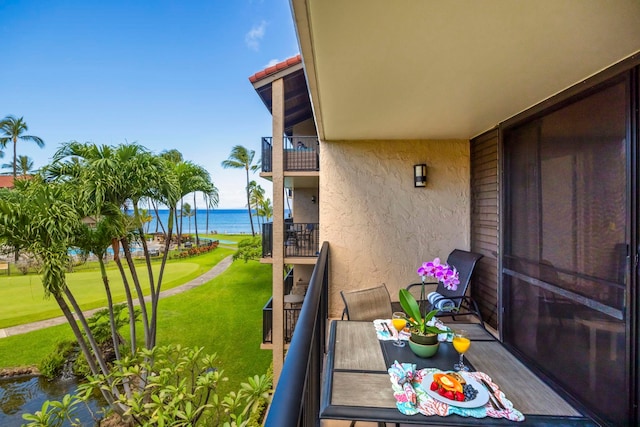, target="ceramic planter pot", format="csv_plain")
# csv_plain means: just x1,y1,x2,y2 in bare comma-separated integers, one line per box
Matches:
410,332,438,345
408,338,440,358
